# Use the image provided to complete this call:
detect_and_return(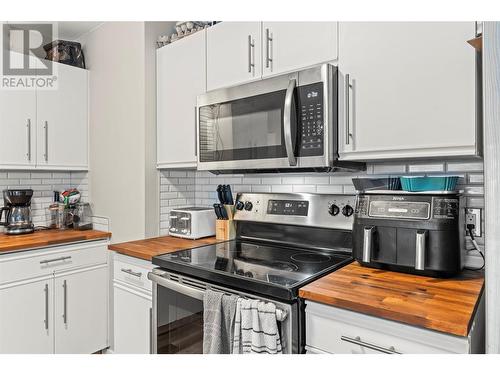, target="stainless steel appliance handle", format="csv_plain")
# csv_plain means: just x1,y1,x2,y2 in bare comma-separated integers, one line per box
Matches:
283,78,297,166
44,121,49,161
44,283,49,330
149,307,153,354
247,35,255,74
121,268,143,278
265,28,273,69
341,335,401,354
345,74,352,145
194,106,198,157
26,119,31,161
148,272,205,301
62,280,67,324
415,230,427,271
40,256,72,265
362,226,375,263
